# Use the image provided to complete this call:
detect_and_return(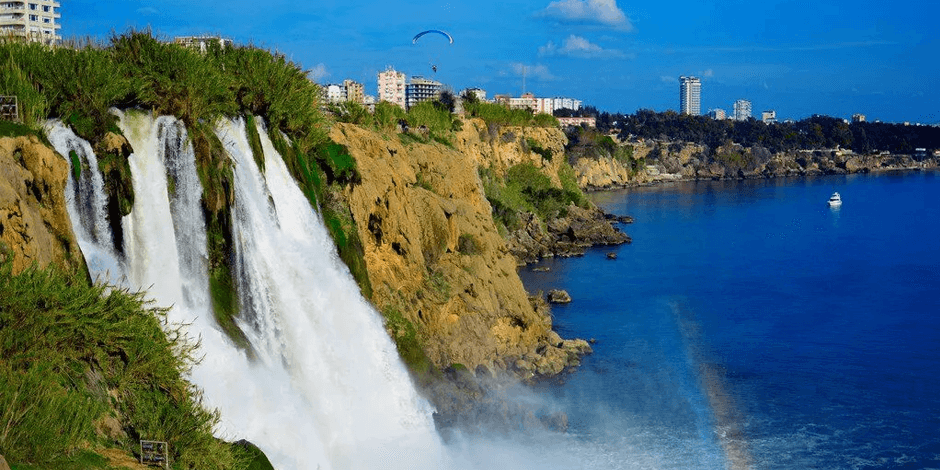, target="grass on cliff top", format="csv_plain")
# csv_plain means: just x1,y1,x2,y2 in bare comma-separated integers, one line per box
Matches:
0,256,250,469
464,101,559,128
